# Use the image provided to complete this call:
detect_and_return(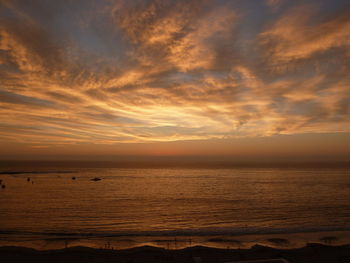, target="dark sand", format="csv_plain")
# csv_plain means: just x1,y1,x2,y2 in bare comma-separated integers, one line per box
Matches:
1,243,350,263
